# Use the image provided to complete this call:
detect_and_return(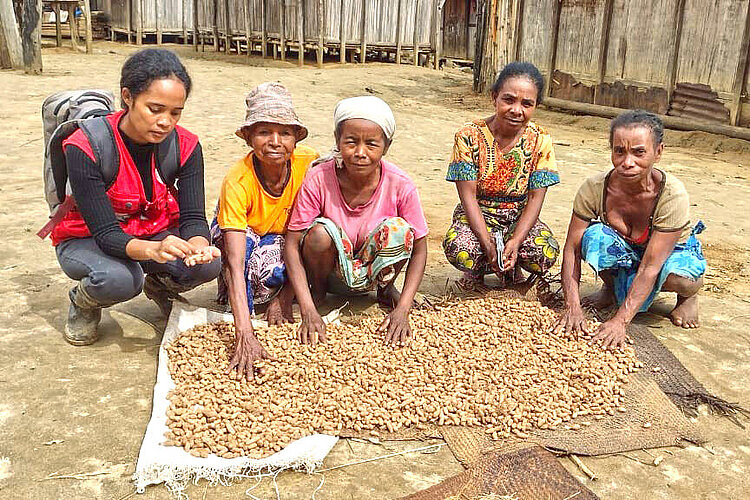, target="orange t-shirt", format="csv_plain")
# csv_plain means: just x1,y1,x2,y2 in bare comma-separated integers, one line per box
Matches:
216,145,318,235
